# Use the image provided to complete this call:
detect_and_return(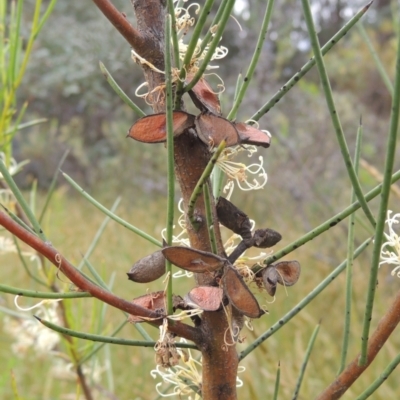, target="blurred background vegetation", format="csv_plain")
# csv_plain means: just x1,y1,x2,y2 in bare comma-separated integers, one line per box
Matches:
1,0,400,398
